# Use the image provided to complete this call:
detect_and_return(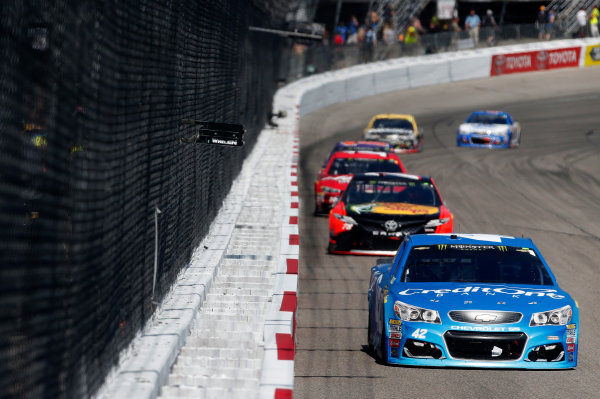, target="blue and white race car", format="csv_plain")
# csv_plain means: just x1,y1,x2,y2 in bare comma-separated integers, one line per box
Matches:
368,234,578,369
456,110,521,148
